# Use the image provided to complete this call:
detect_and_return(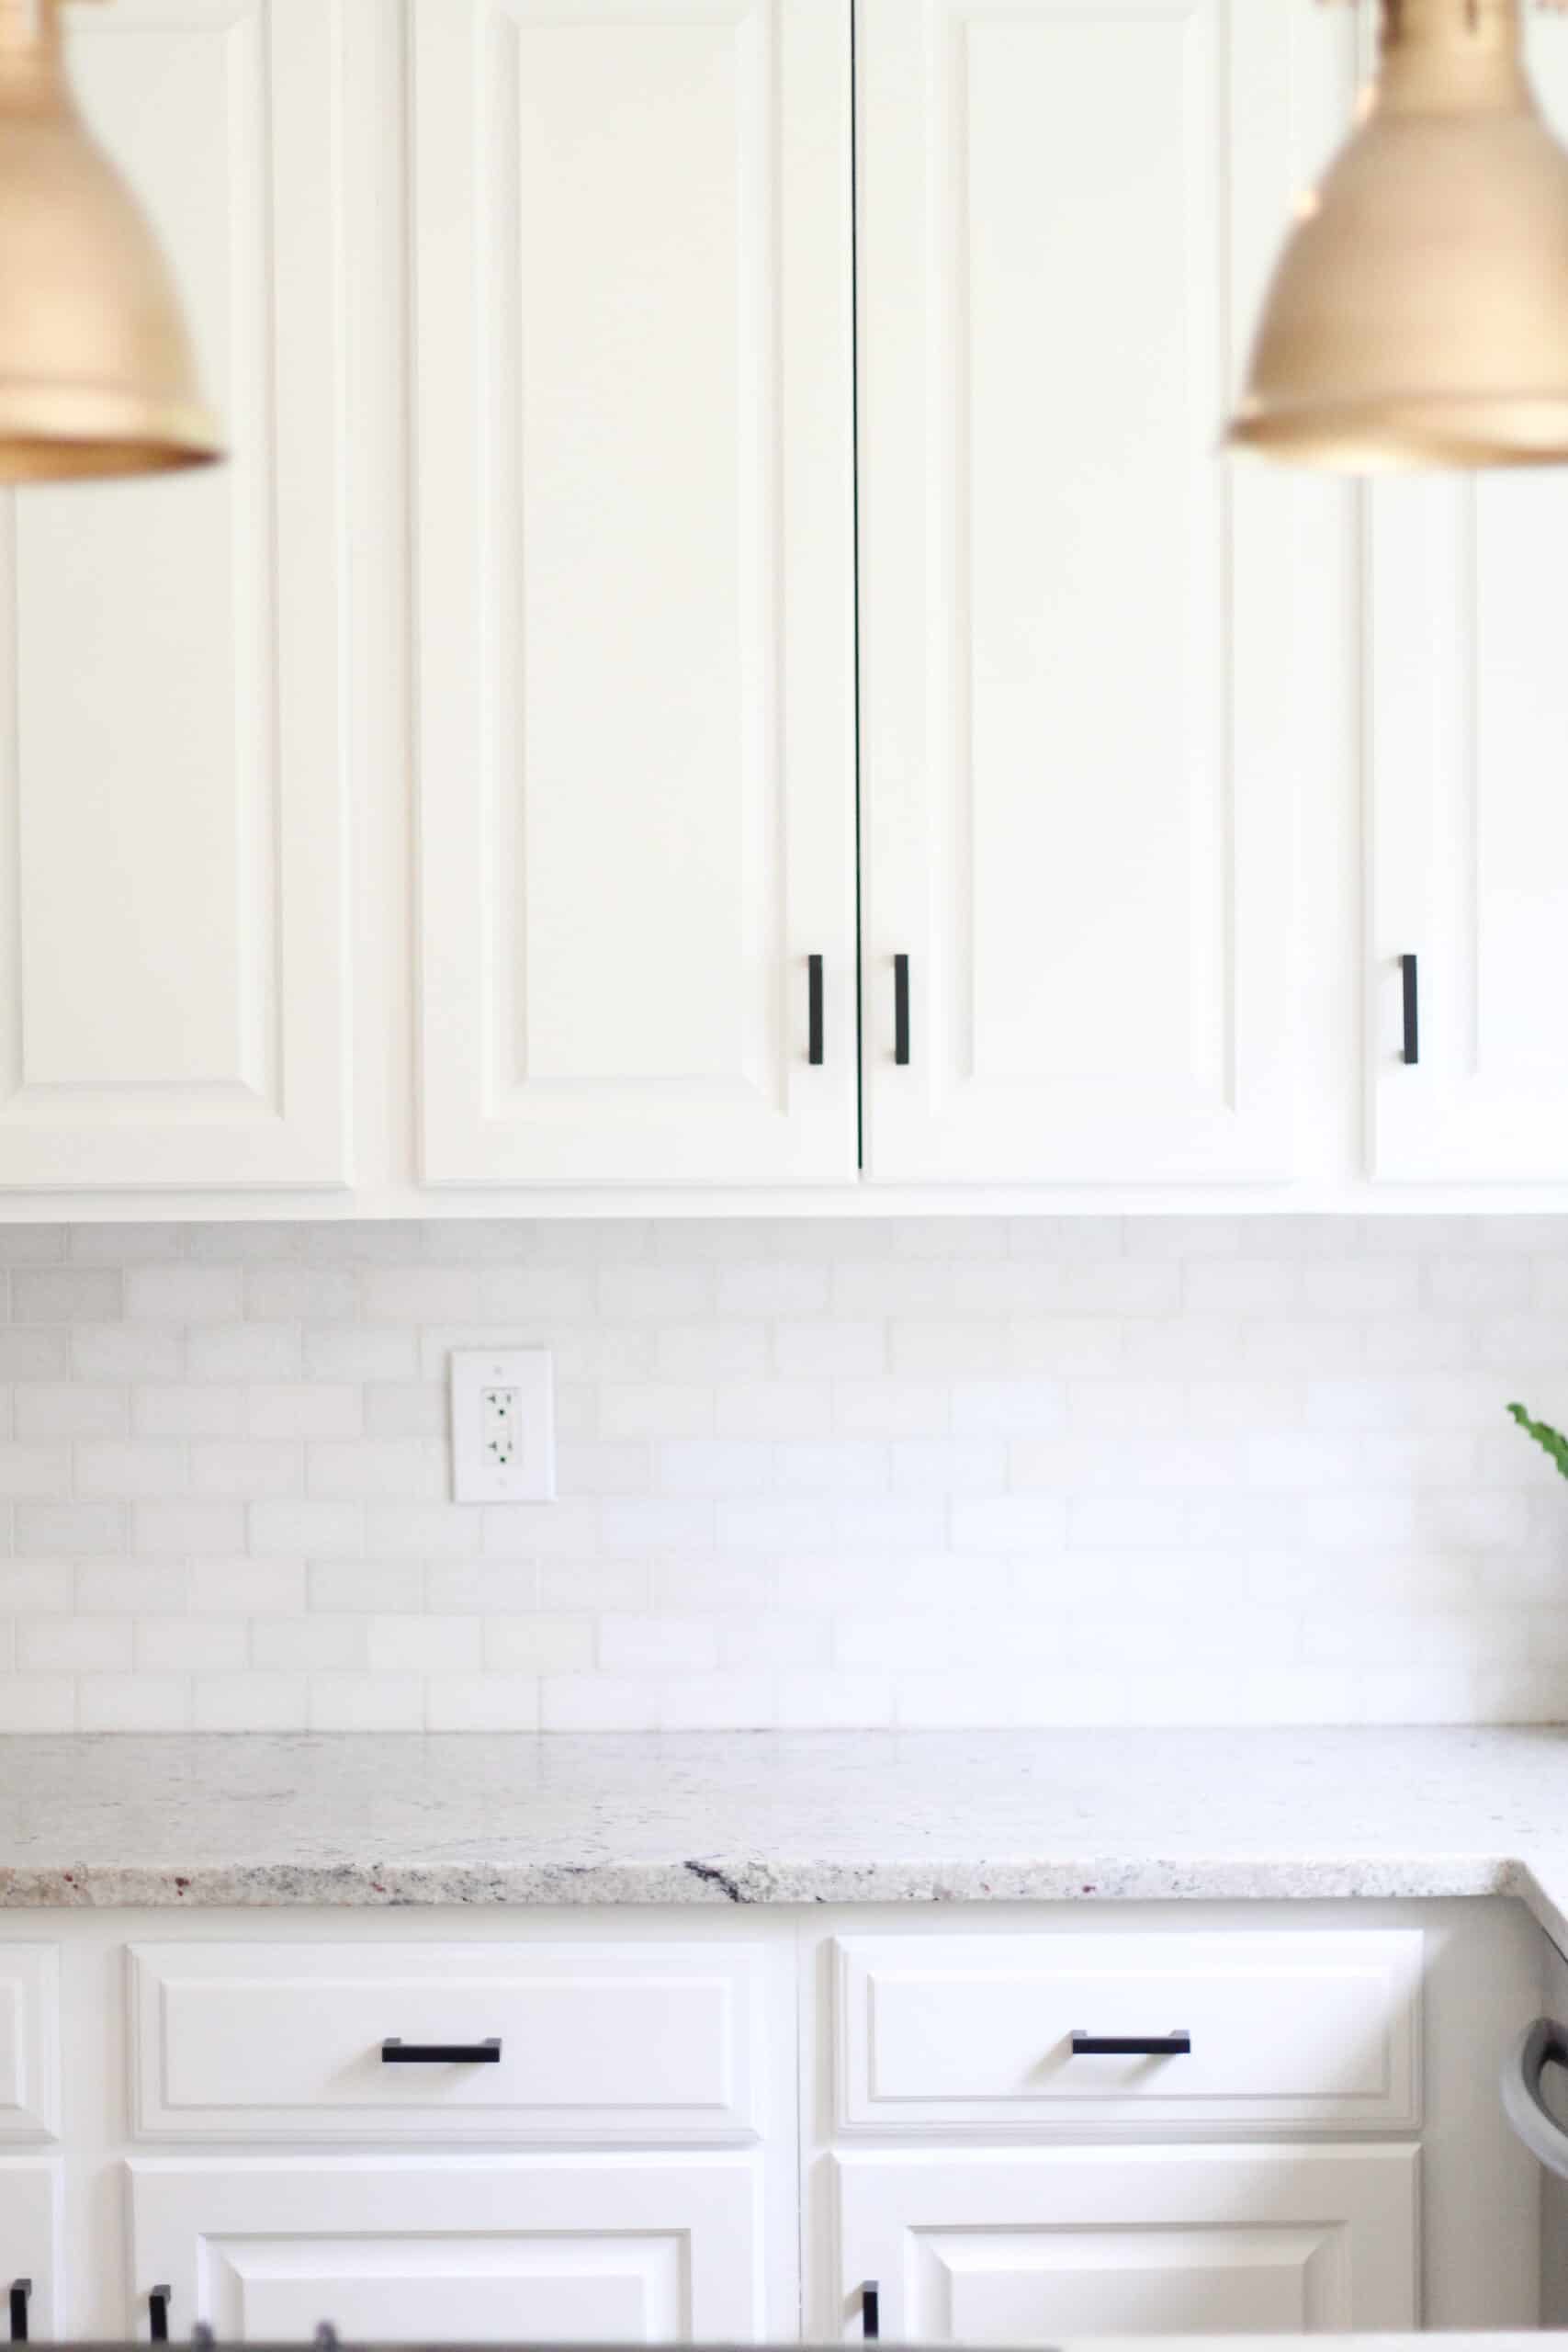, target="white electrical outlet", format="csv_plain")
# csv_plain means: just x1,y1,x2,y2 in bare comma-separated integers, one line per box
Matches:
450,1349,554,1503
